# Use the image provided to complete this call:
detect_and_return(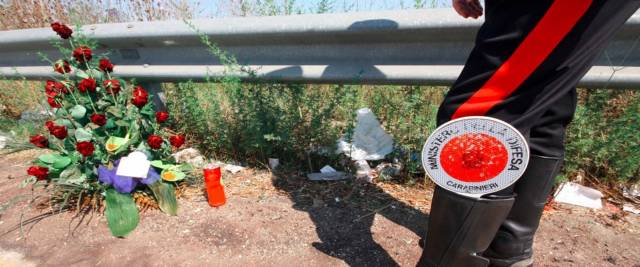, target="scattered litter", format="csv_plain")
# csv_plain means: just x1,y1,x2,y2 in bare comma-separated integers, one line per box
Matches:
623,204,640,215
336,108,394,161
320,165,337,173
0,135,7,149
553,182,603,209
375,163,403,177
307,171,349,181
355,160,375,182
623,183,640,199
223,164,245,174
268,158,280,170
173,148,206,168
